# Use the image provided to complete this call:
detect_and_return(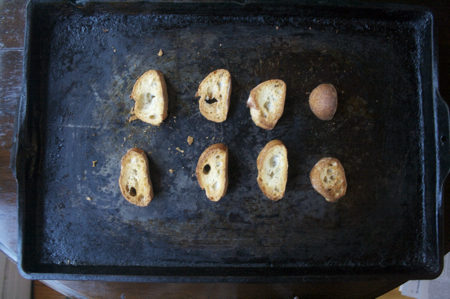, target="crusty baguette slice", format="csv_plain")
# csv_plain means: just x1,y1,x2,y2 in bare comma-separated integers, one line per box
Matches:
130,70,168,126
310,157,347,202
257,139,288,201
196,143,229,201
119,147,154,206
195,69,231,123
247,79,286,130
